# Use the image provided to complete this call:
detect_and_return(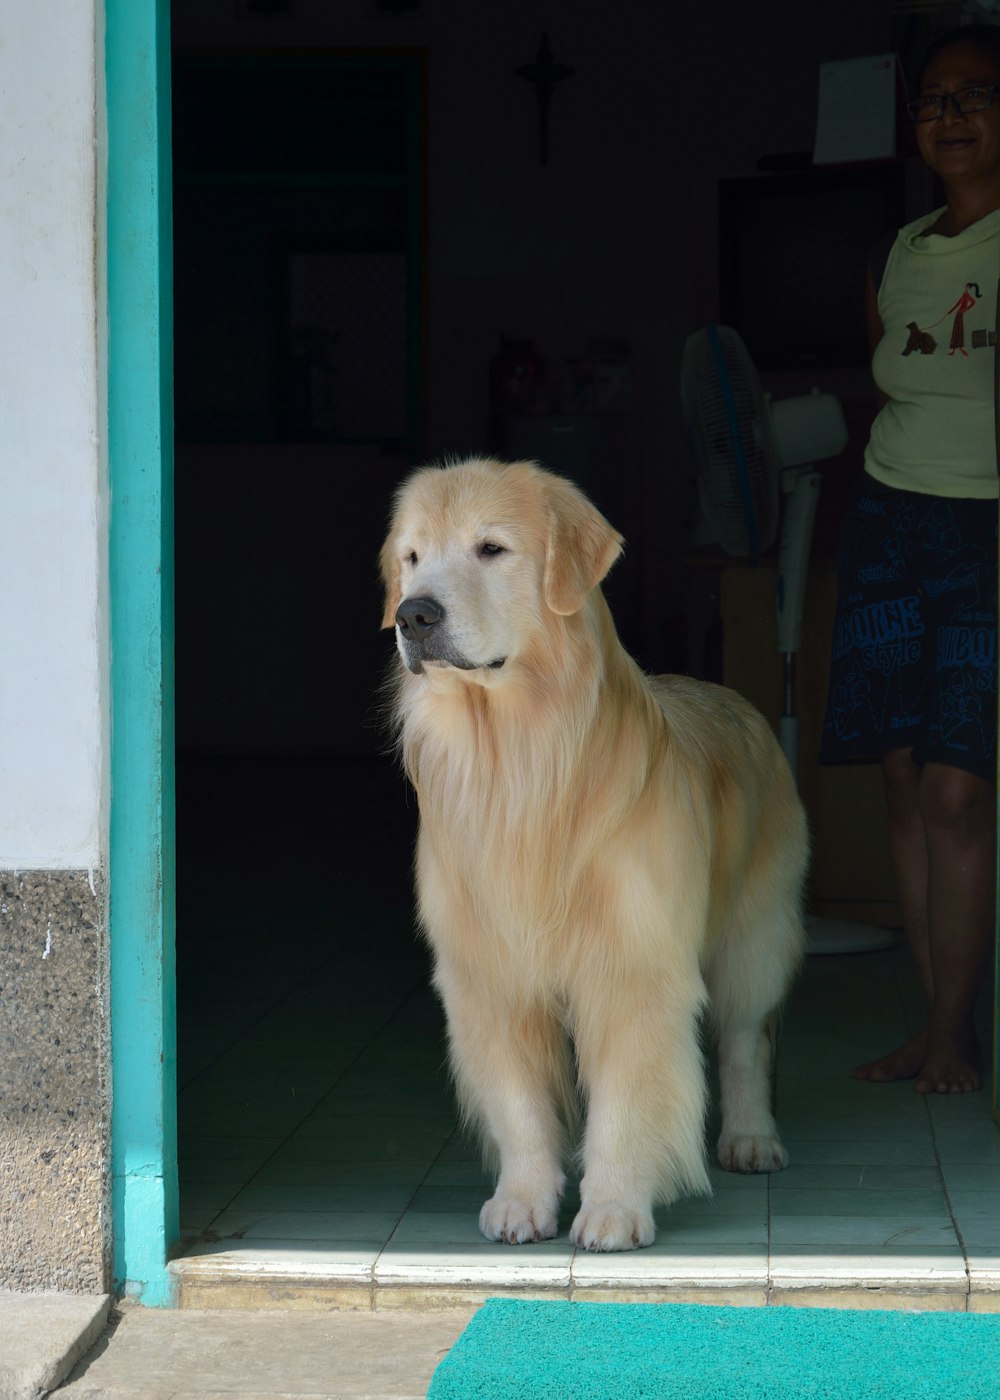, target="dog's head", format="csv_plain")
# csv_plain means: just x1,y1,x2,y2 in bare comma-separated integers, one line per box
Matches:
379,458,623,677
